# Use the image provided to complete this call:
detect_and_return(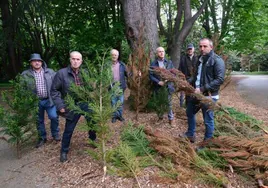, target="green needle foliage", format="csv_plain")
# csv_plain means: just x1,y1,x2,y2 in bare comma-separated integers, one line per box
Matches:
0,76,38,158
146,86,169,119
120,123,155,156
215,107,263,138
65,51,122,181
197,148,227,169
